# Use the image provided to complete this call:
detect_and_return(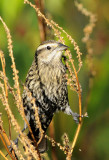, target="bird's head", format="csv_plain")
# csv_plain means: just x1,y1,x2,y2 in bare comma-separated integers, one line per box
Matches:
35,40,68,64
